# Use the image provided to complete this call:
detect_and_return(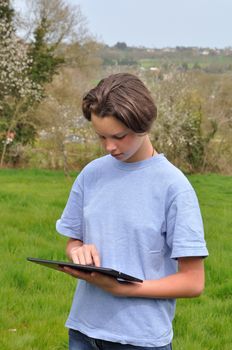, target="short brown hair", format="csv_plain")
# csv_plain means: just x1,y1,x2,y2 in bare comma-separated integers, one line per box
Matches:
82,73,157,133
